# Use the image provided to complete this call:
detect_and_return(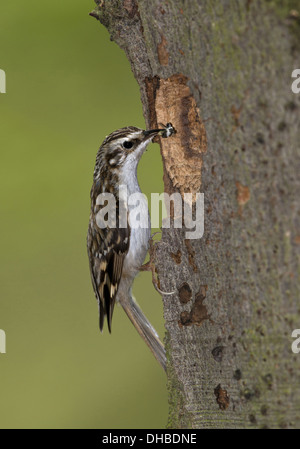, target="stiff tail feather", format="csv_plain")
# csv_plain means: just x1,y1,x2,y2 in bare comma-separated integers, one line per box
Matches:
119,294,166,371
